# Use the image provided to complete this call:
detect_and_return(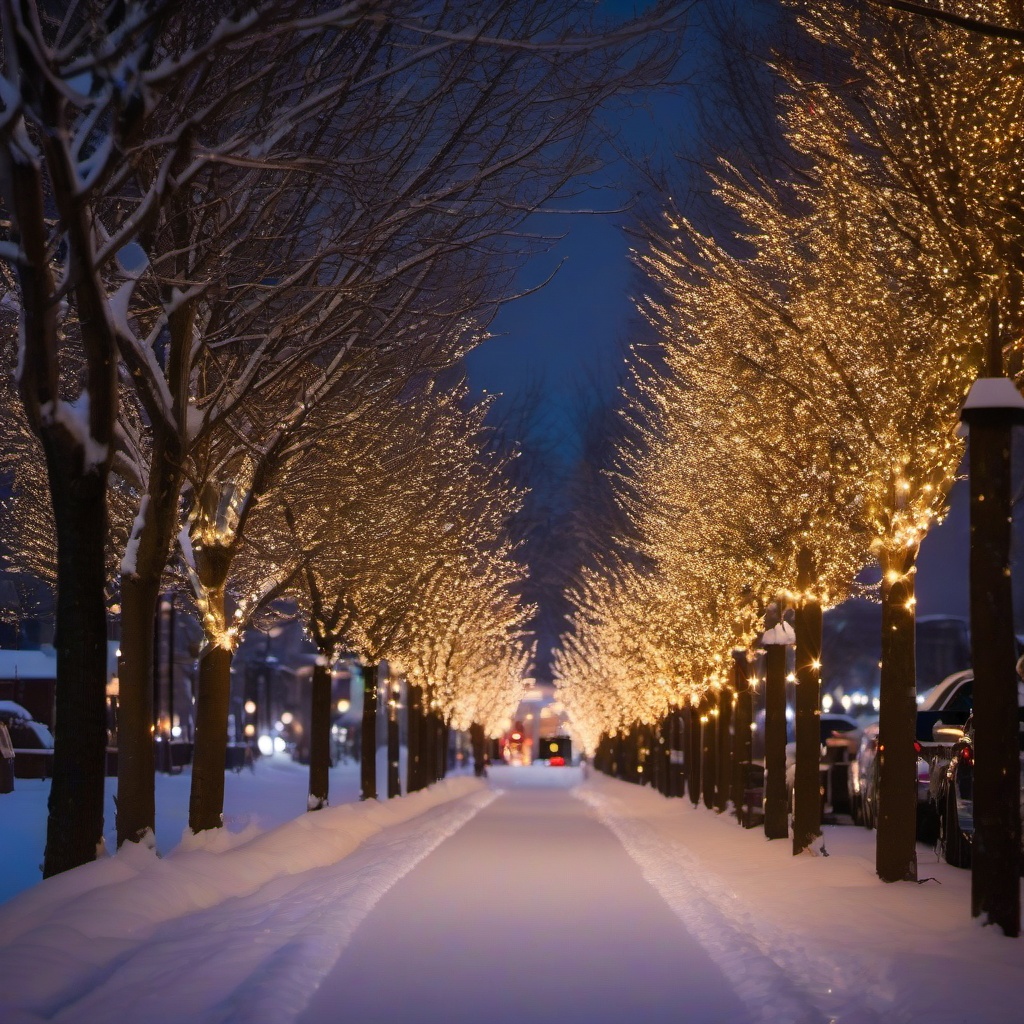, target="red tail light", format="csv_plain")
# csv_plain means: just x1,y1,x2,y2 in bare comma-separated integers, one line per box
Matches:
913,741,922,756
961,744,974,767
